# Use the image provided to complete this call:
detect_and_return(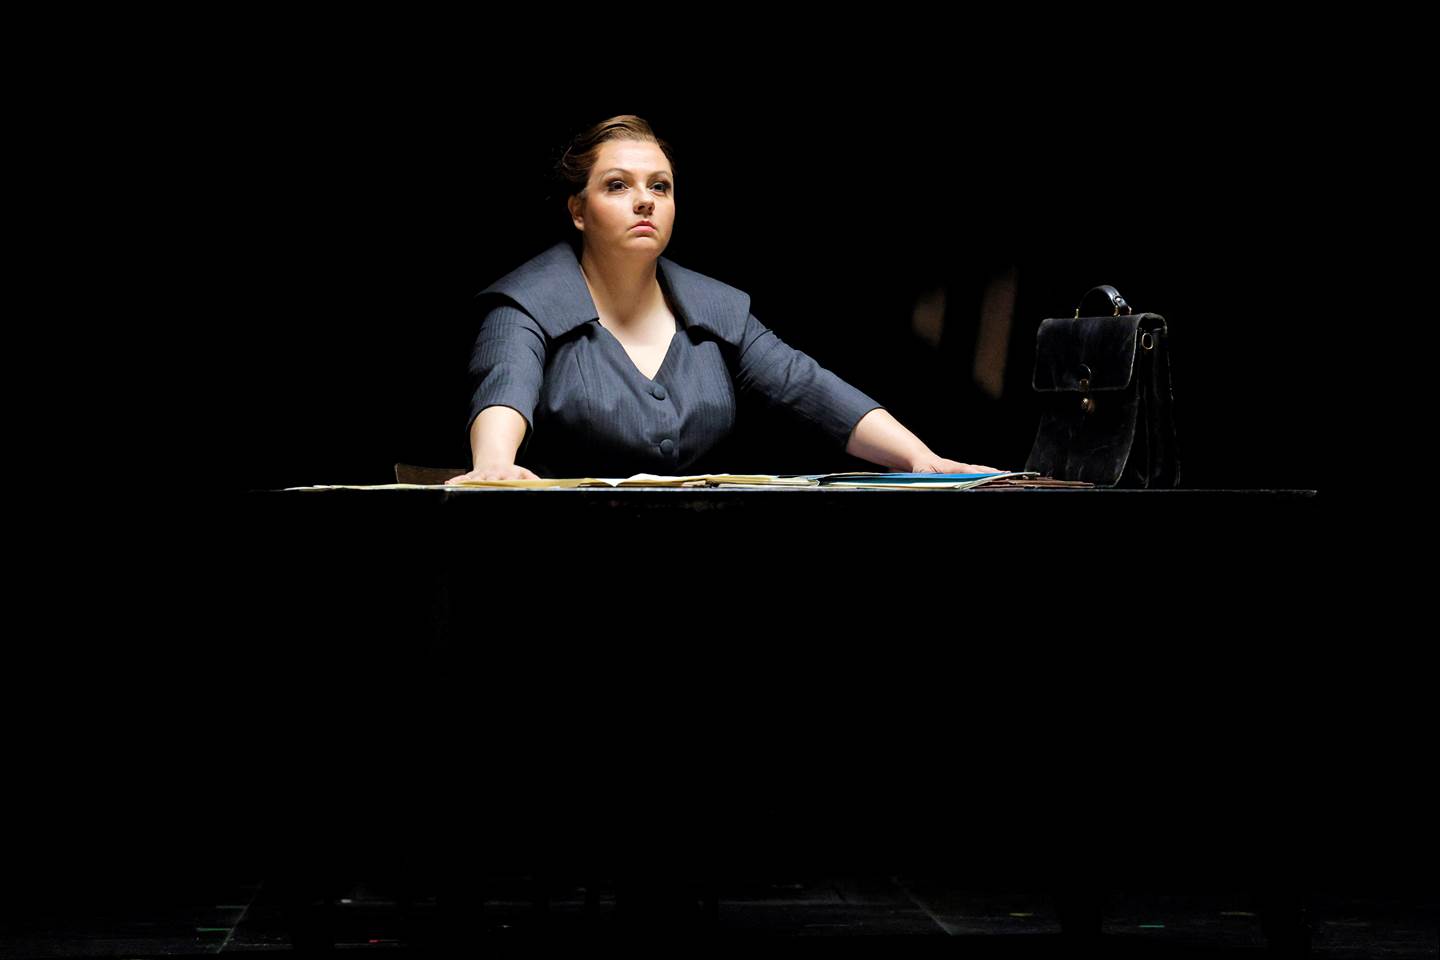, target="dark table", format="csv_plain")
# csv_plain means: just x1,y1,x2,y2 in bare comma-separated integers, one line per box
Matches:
32,485,1421,950
219,488,1361,883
